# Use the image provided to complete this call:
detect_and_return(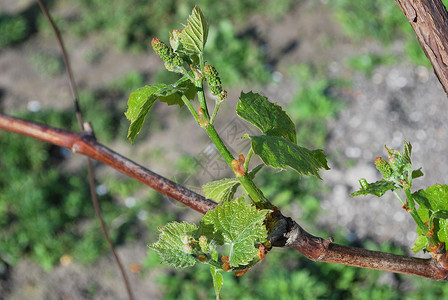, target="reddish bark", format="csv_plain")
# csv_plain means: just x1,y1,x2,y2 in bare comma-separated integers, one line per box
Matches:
1,112,448,280
0,113,217,215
